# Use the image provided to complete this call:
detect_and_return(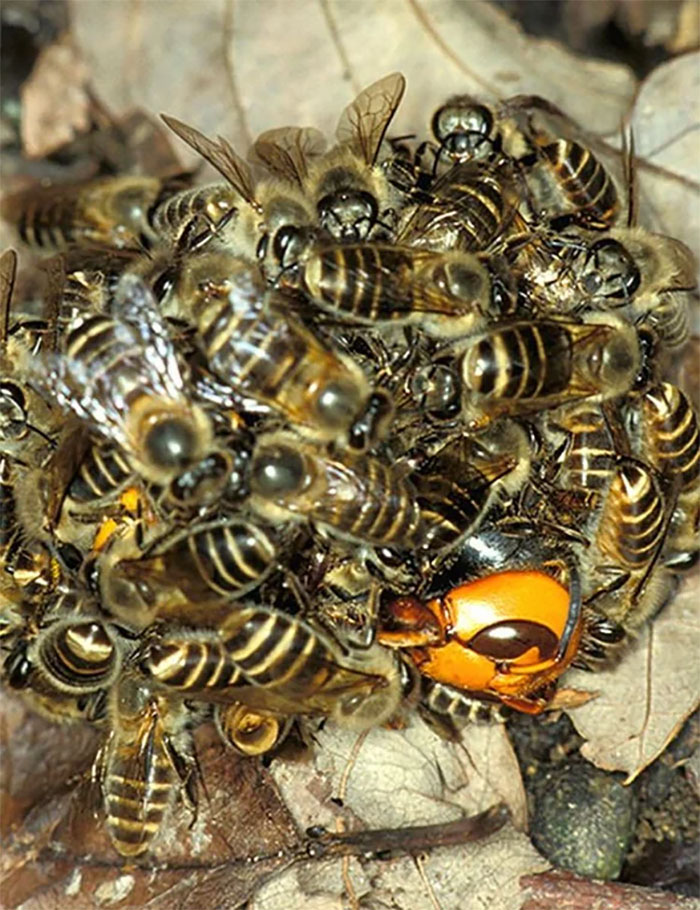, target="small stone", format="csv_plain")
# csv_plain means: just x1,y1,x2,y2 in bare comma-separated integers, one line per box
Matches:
531,760,637,880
